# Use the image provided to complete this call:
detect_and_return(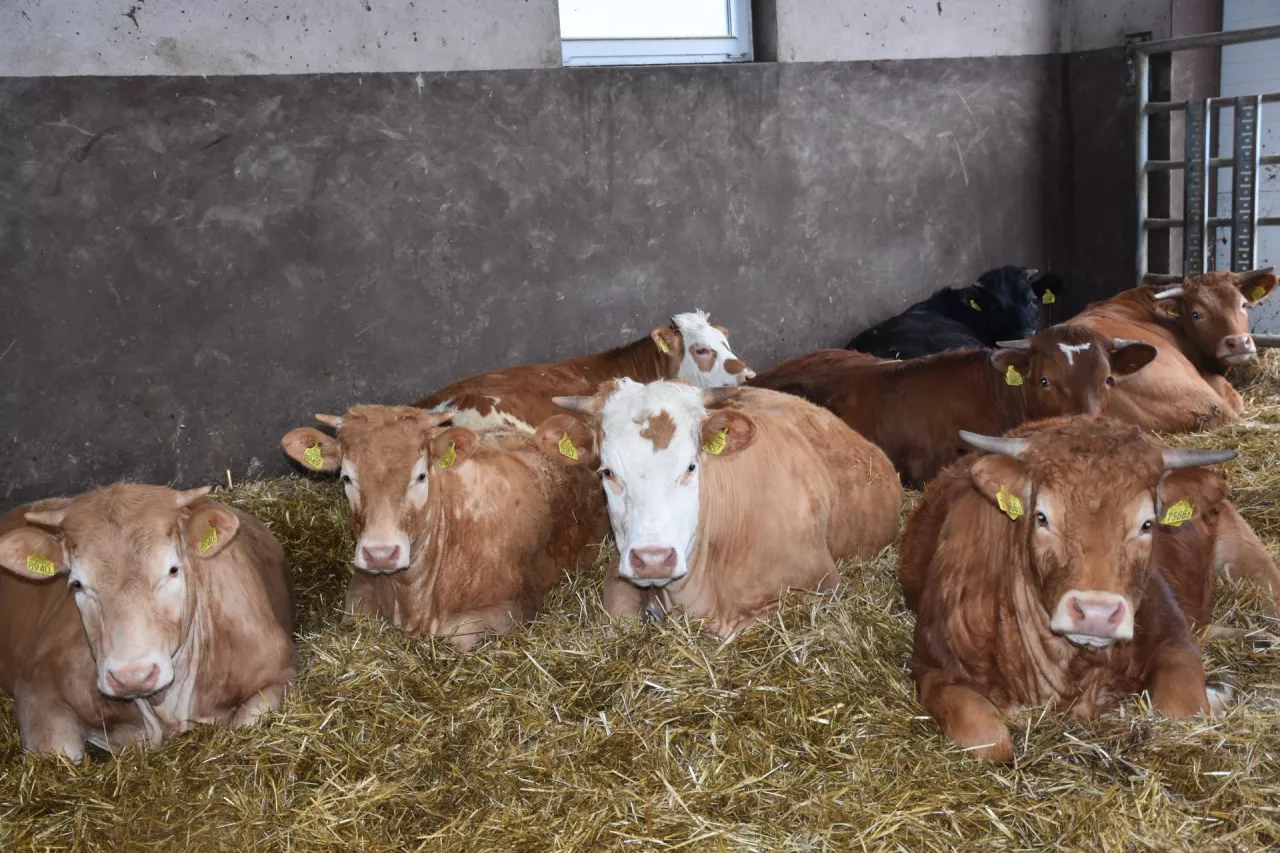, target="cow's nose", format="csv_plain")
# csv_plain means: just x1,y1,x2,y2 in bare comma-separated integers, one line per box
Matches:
629,546,678,579
1066,593,1127,637
106,662,160,696
1223,334,1256,354
361,544,402,571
